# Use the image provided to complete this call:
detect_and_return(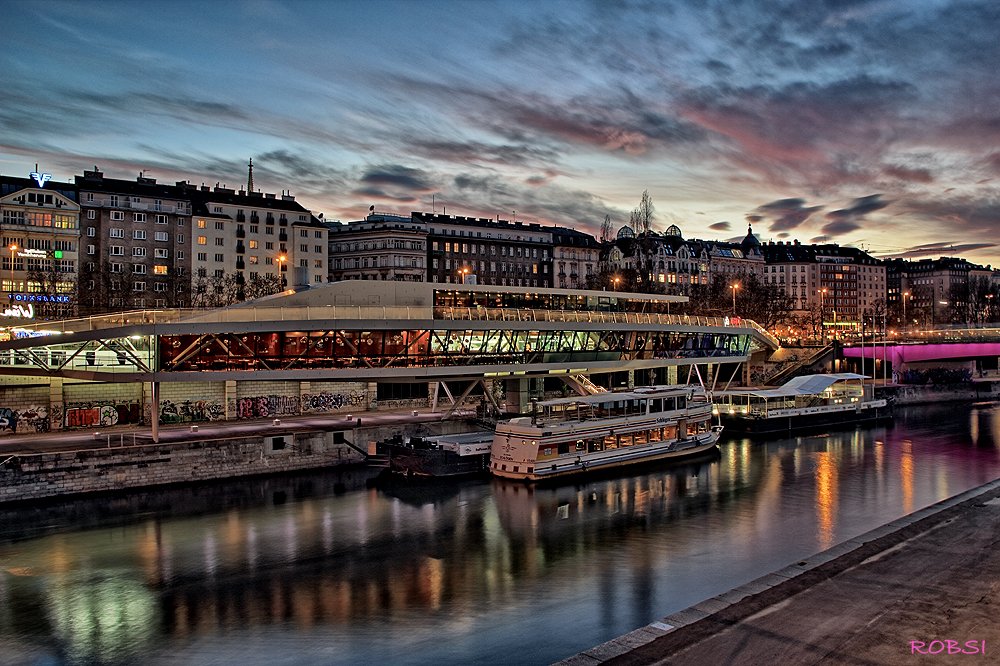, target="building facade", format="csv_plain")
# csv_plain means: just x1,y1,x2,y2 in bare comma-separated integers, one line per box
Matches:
327,212,428,282
760,241,886,324
551,227,599,289
418,213,553,287
76,170,191,313
1,173,80,319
